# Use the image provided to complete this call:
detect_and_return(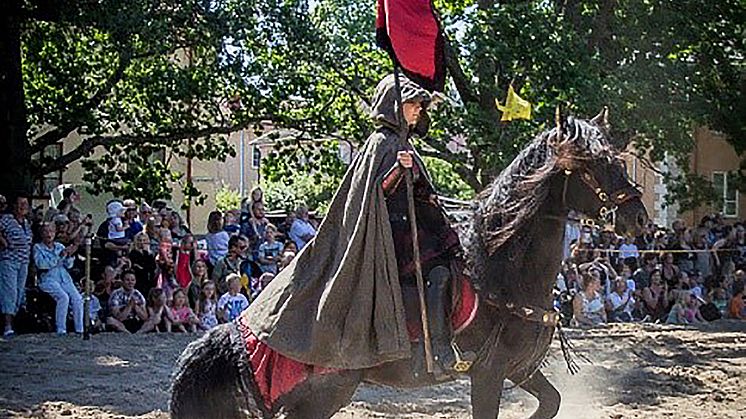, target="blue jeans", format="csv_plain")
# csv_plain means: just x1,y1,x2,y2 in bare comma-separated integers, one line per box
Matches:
0,259,29,315
39,277,84,334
